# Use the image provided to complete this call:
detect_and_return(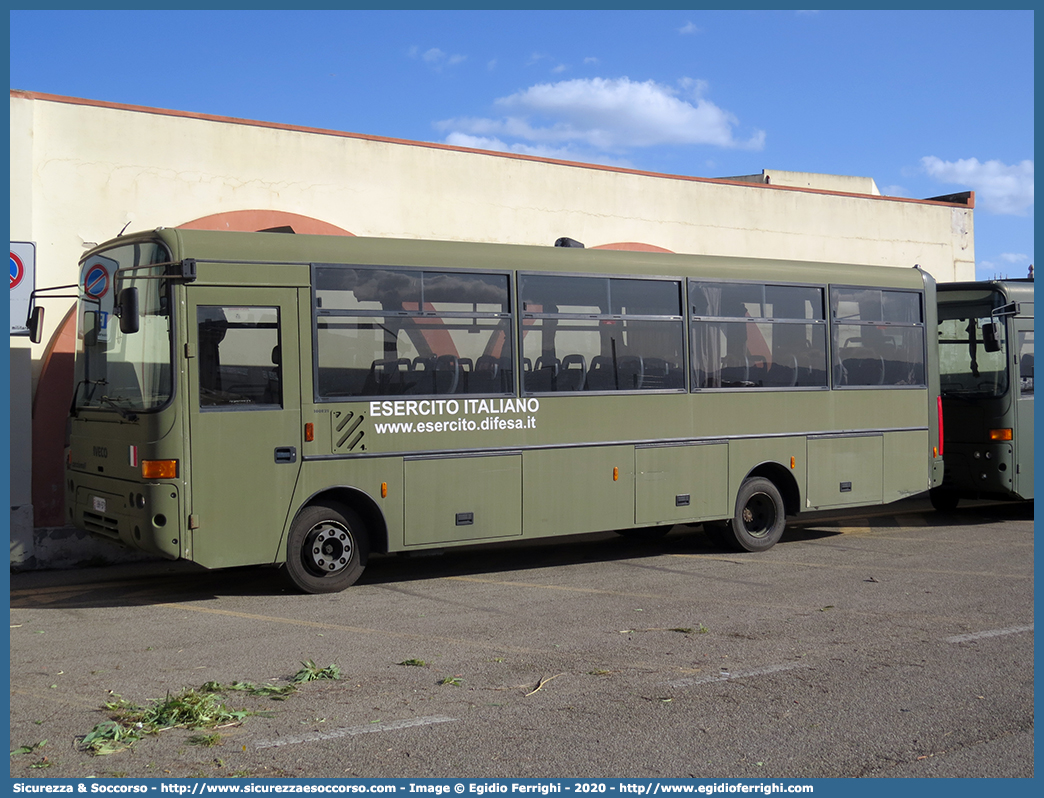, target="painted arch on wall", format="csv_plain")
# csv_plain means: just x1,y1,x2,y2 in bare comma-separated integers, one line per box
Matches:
177,210,355,236
591,242,674,253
